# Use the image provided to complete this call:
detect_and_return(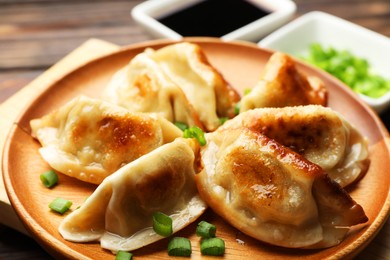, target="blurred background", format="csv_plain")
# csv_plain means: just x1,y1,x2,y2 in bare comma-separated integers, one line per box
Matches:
0,0,389,104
